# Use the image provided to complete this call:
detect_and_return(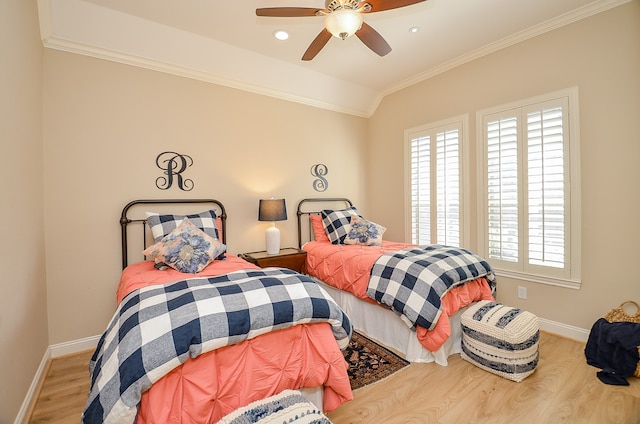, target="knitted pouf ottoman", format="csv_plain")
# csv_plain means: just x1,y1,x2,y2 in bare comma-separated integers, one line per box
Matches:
461,300,540,382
